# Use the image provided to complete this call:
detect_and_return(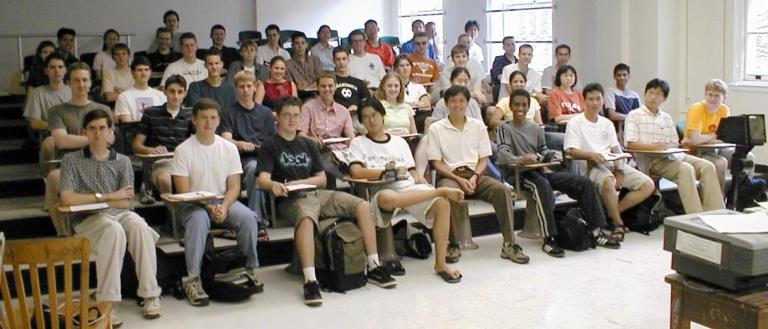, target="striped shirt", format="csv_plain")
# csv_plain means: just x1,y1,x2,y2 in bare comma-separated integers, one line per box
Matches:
624,105,683,171
138,104,195,151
